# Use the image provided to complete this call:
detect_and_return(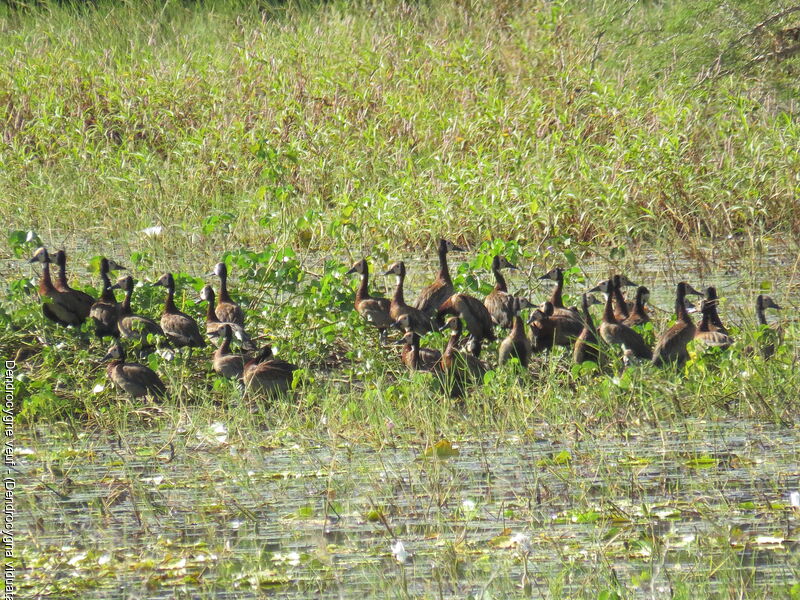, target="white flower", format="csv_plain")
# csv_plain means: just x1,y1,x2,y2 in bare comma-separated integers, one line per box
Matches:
92,384,105,394
391,540,409,564
790,491,800,508
462,499,476,512
156,348,174,361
